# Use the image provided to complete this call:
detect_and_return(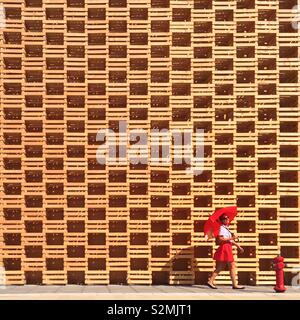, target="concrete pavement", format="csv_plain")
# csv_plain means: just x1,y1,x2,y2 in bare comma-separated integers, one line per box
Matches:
0,285,299,300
